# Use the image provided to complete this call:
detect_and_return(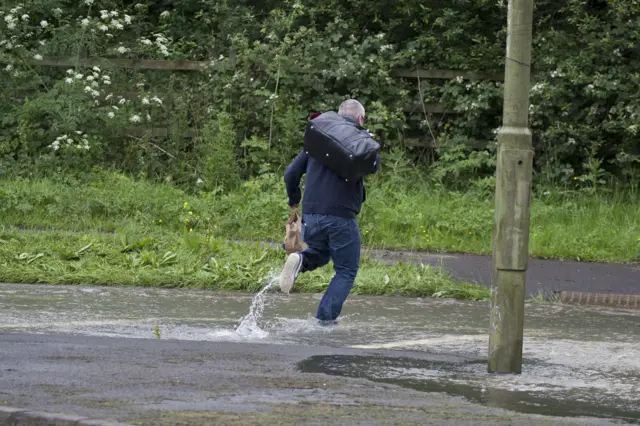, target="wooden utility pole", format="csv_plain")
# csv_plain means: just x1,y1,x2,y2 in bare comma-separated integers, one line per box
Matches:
488,0,535,374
